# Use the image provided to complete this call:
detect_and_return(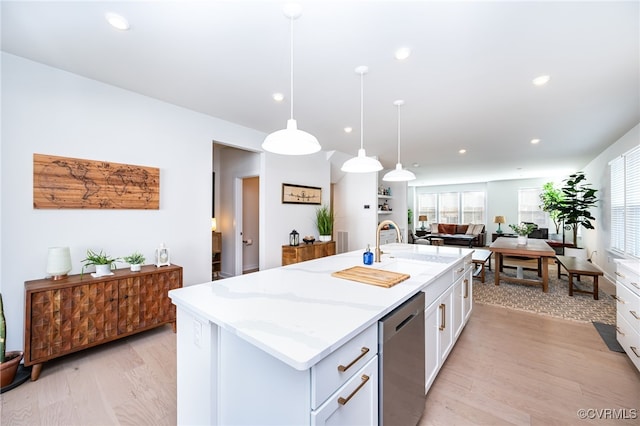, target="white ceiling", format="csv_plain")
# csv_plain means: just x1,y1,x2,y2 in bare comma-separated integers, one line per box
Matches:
2,1,638,185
